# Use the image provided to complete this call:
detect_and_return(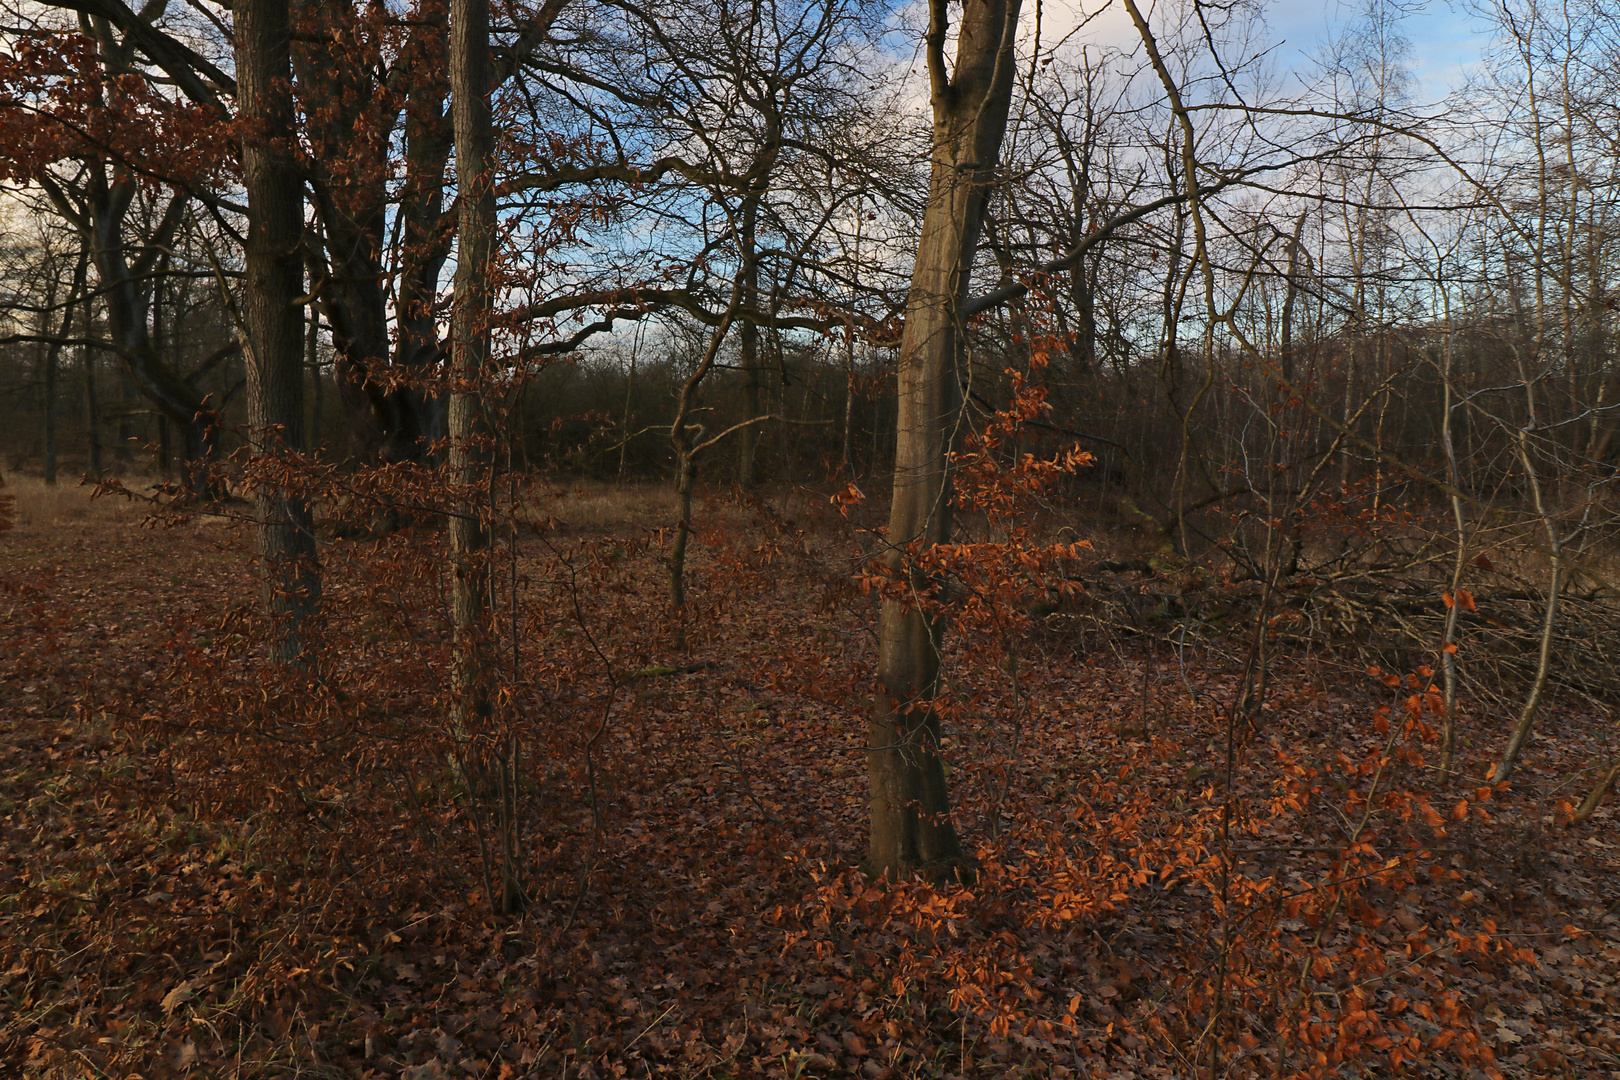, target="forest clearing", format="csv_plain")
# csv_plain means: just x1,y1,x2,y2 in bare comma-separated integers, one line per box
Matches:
4,477,1619,1079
